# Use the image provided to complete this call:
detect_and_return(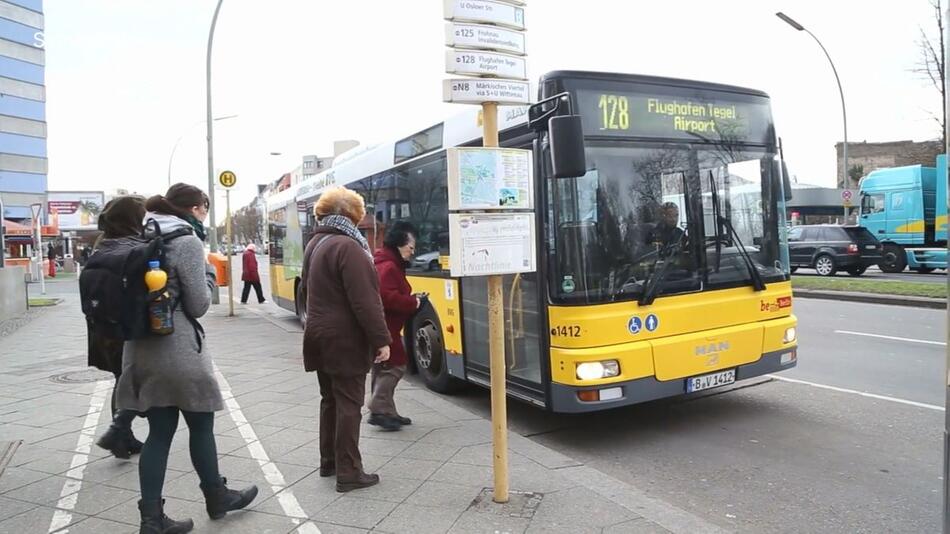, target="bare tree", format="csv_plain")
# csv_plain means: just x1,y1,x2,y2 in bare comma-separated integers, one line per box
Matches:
914,0,946,147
